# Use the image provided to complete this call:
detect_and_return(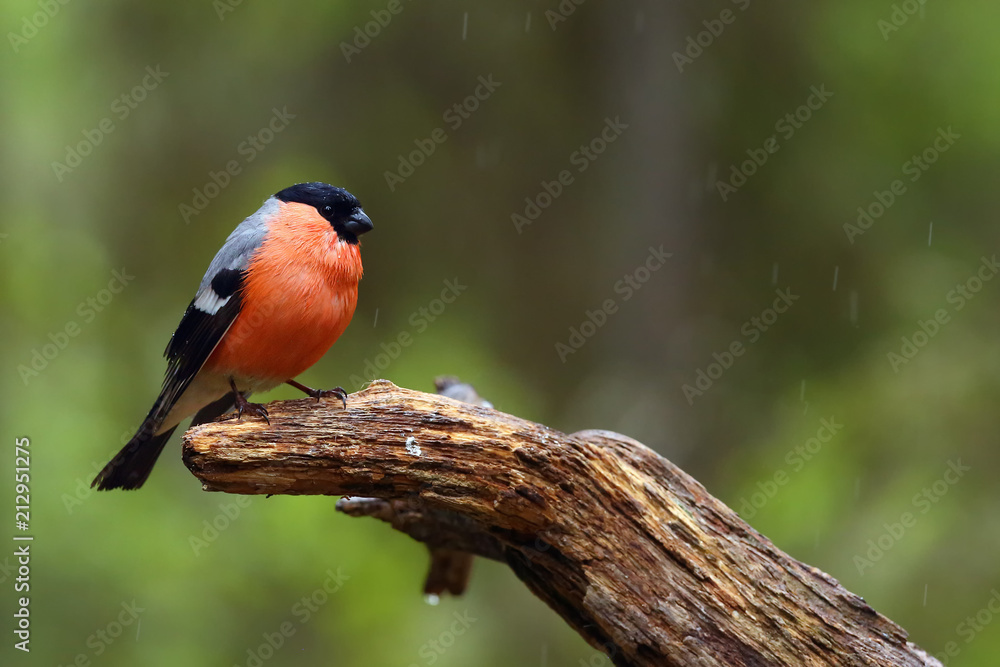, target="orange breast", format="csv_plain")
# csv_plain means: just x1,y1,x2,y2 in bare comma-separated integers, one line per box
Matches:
204,202,364,383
